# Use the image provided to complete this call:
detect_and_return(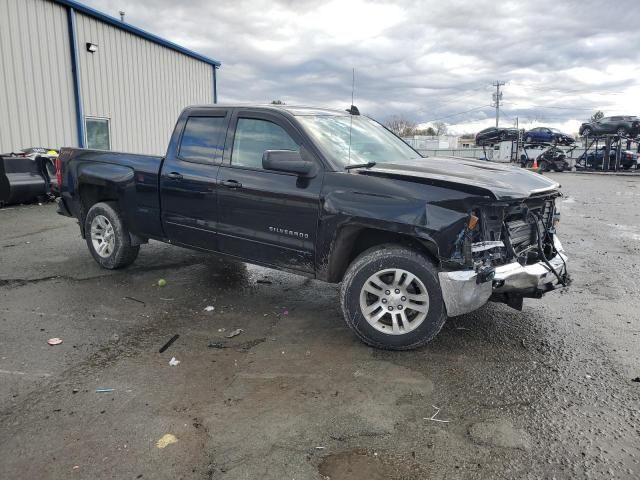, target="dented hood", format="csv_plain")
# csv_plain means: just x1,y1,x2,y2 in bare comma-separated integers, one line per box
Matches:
360,156,560,200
